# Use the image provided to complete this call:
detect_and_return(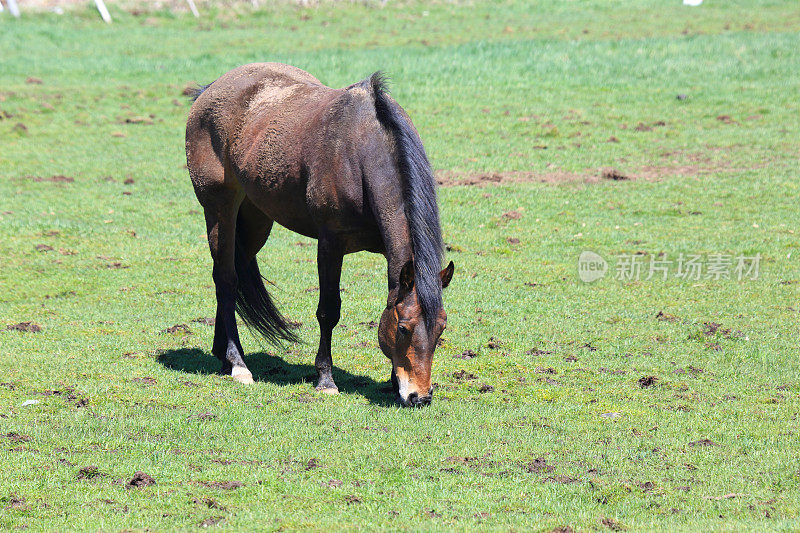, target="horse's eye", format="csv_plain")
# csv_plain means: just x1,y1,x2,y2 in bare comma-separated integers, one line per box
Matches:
398,324,410,336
